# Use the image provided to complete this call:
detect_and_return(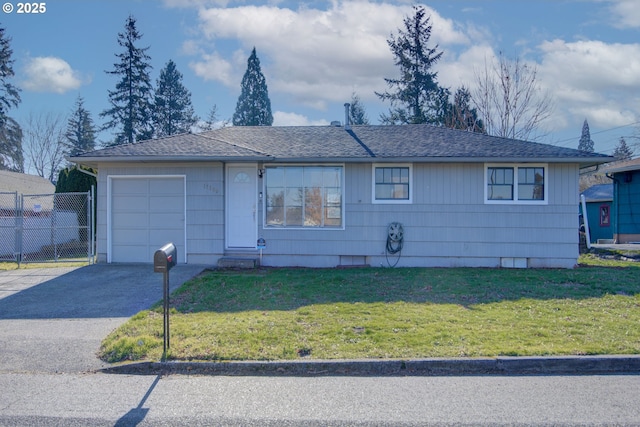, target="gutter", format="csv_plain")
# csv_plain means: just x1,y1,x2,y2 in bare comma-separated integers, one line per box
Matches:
75,166,97,178
67,155,614,166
